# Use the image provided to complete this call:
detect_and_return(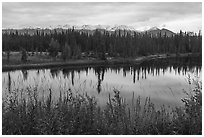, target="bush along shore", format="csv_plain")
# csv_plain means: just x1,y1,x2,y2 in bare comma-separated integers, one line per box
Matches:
2,52,201,72
2,79,202,135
